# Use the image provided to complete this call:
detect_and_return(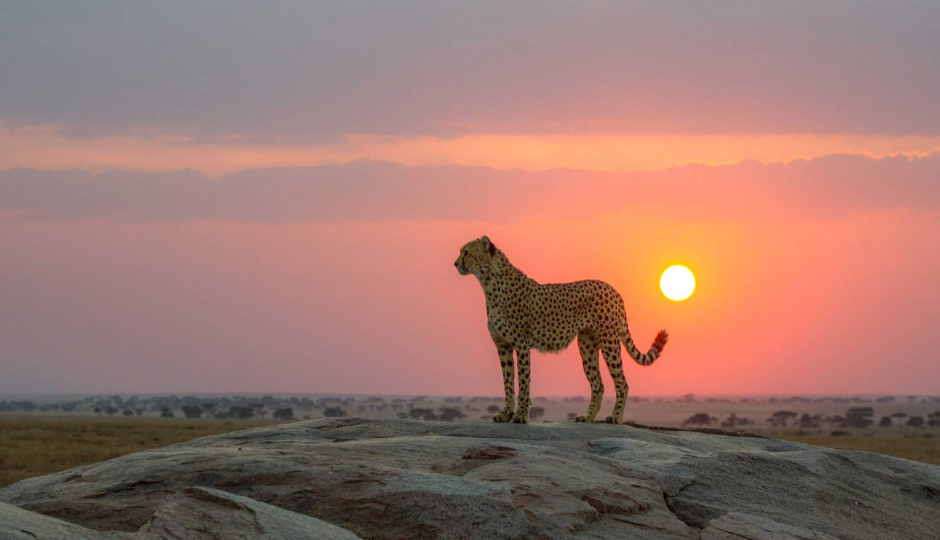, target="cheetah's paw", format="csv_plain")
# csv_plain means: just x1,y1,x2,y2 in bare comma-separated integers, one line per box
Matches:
604,416,622,425
493,410,514,423
511,414,529,424
574,415,595,423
